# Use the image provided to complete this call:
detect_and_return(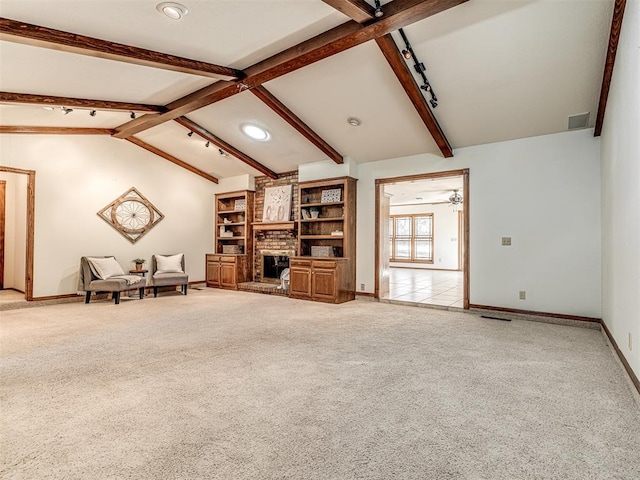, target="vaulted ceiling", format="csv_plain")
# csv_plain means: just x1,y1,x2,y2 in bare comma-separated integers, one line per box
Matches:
0,0,615,183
